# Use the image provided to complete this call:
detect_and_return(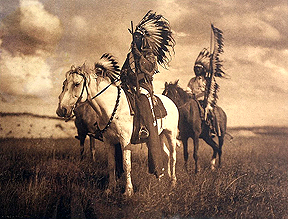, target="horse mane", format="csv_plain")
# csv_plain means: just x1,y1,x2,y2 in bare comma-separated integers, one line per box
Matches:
66,63,90,78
